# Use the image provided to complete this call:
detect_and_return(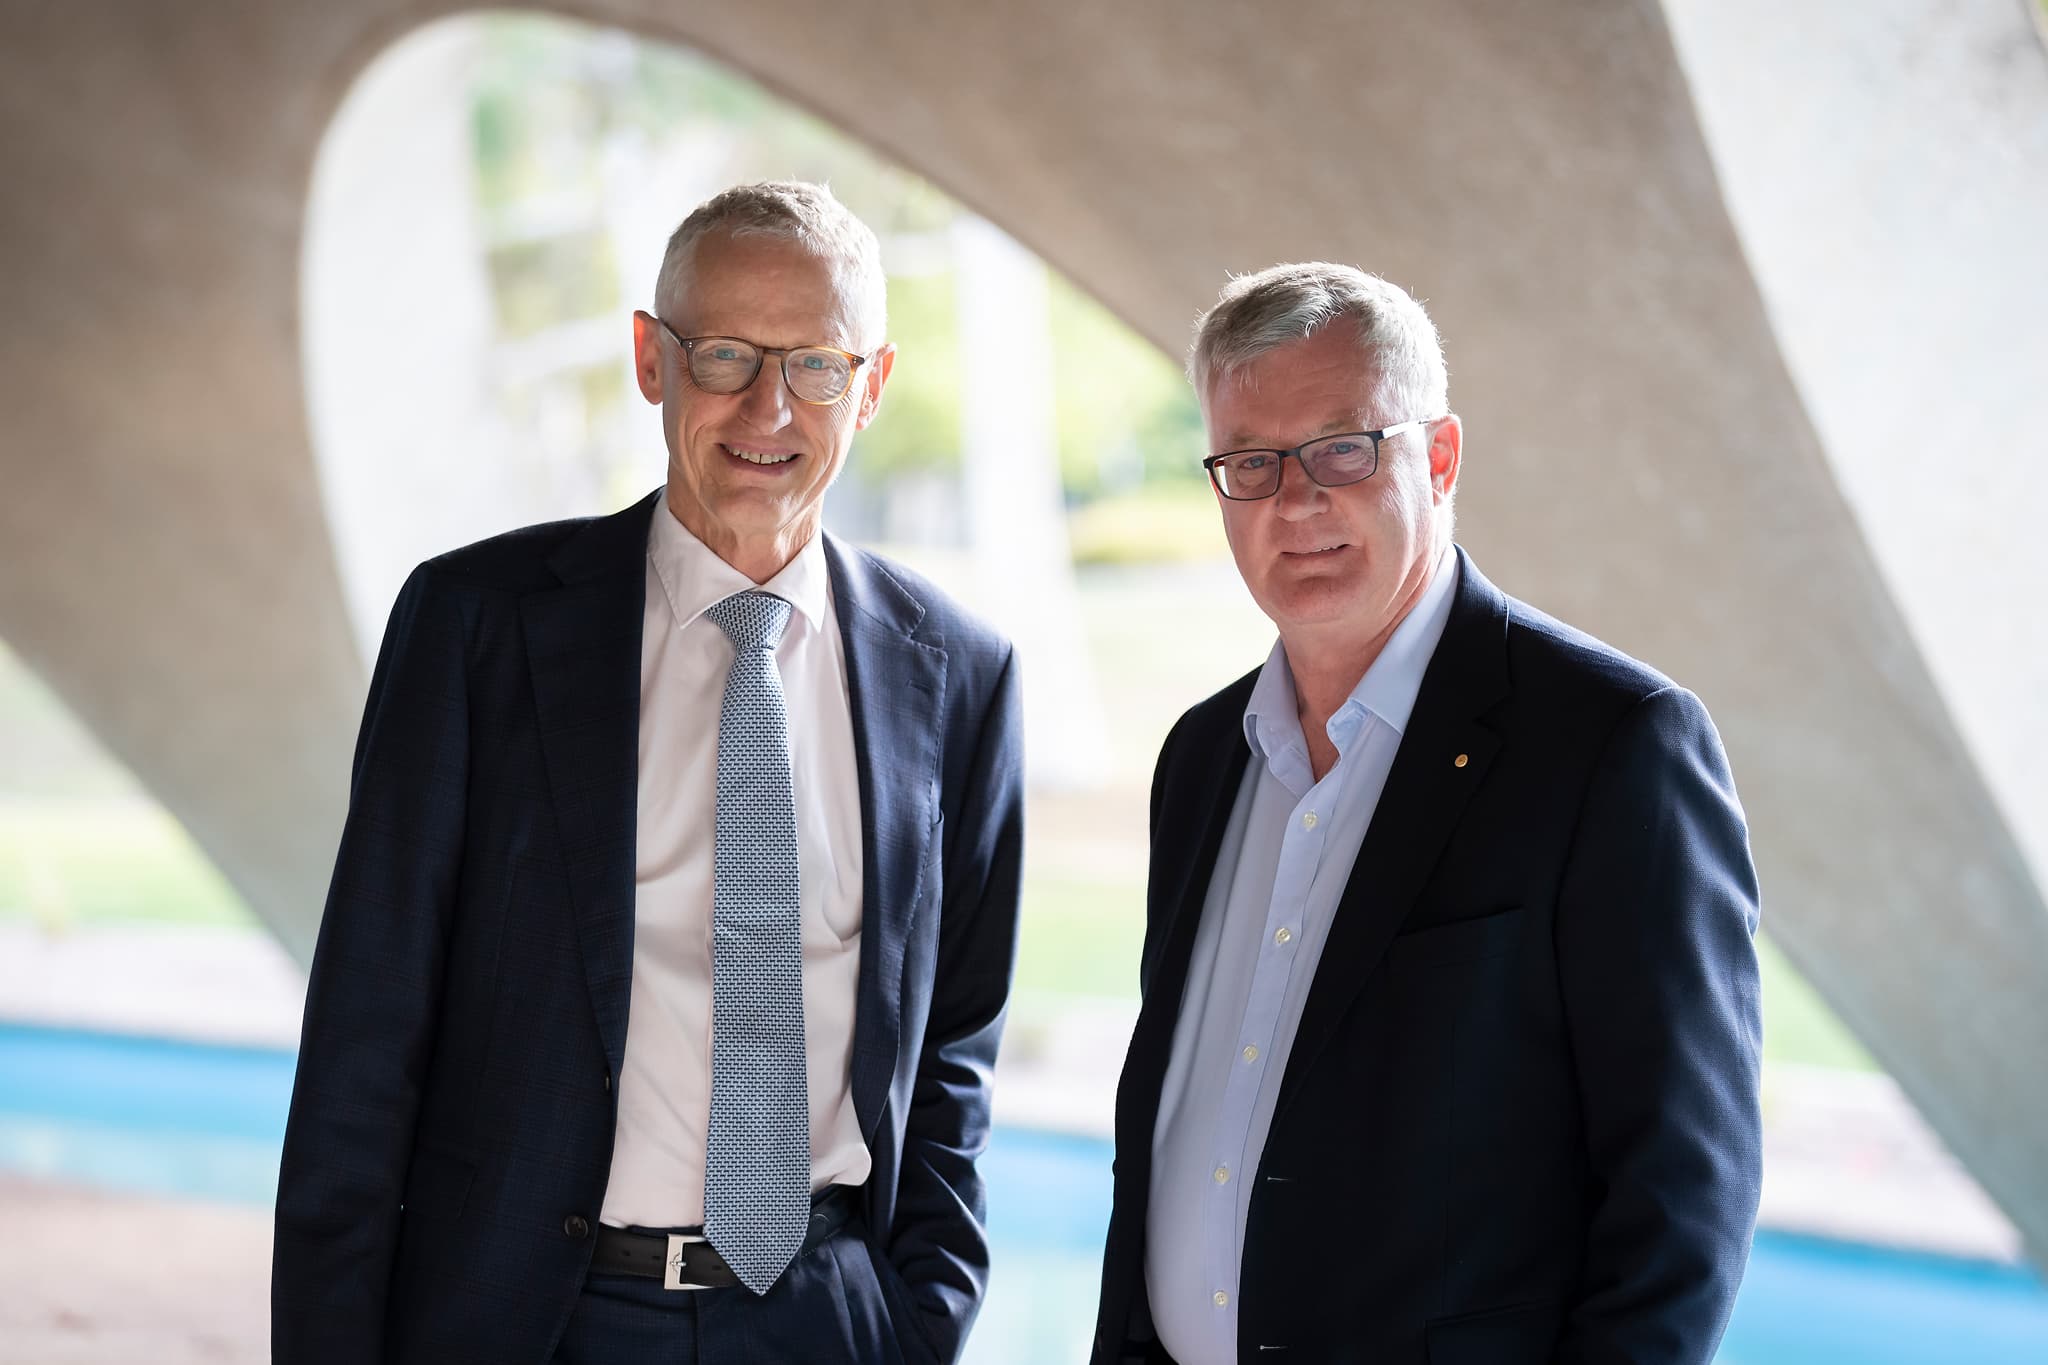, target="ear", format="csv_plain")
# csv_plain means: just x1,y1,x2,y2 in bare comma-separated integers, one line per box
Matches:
630,310,665,404
1427,413,1463,505
853,342,897,431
